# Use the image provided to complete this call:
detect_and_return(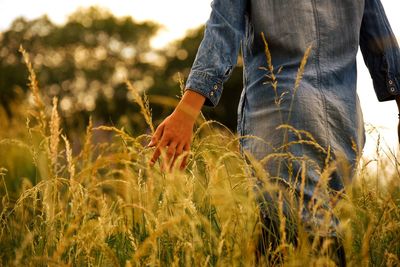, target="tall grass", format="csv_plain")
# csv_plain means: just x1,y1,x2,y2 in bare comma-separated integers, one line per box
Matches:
0,47,399,267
